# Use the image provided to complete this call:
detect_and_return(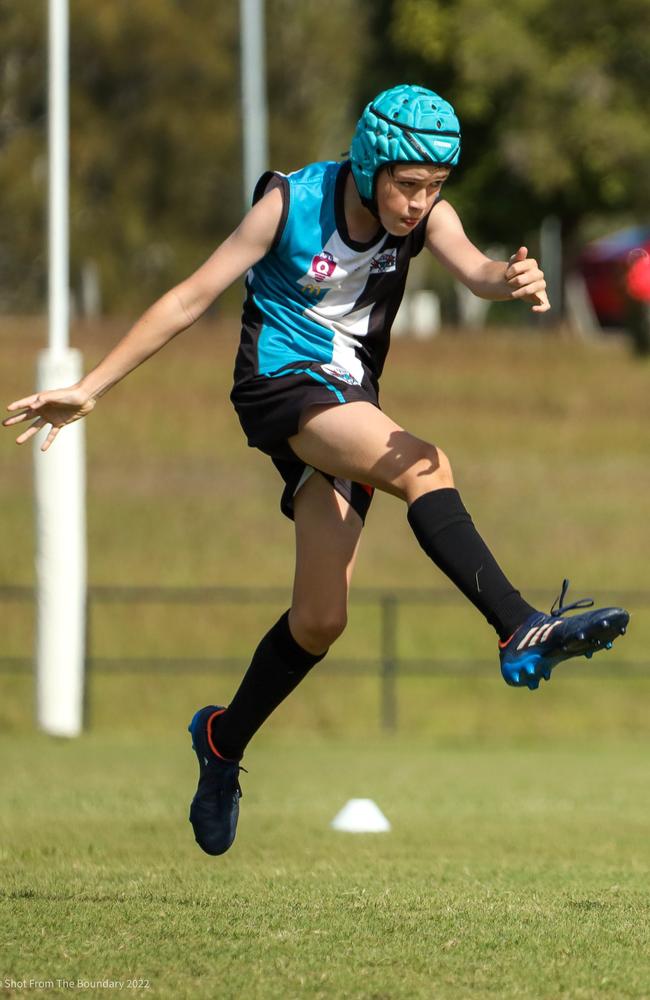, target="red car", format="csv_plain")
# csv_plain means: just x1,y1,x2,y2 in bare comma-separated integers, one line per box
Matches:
579,226,650,326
